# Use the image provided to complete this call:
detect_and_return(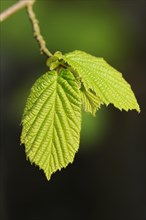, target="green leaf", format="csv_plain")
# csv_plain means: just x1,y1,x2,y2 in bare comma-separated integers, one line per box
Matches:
80,86,103,116
21,69,81,180
63,50,140,112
